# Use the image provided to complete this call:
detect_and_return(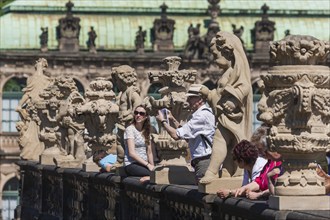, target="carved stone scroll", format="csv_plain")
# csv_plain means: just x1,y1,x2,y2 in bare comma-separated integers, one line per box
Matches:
260,35,330,210
147,56,197,184
79,77,119,171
